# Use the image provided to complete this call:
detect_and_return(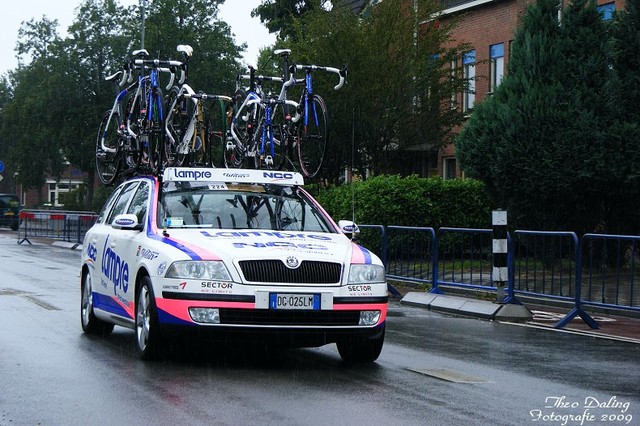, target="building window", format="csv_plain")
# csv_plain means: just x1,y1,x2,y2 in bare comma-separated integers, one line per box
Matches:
443,157,457,180
450,59,458,110
490,43,505,93
463,50,475,112
46,180,82,207
597,2,615,20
